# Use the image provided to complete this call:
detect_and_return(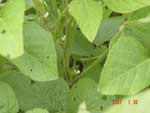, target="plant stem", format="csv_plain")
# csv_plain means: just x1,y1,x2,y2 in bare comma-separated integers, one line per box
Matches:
33,0,46,16
64,18,77,83
70,49,108,87
54,6,69,29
